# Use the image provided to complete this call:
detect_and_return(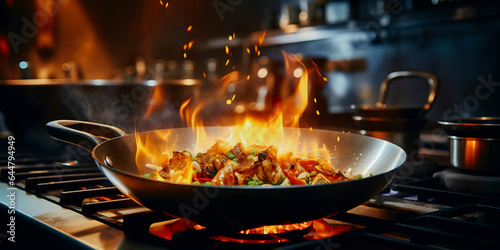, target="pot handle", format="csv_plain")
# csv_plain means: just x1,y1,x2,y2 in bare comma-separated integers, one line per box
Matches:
375,71,439,115
47,120,127,152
